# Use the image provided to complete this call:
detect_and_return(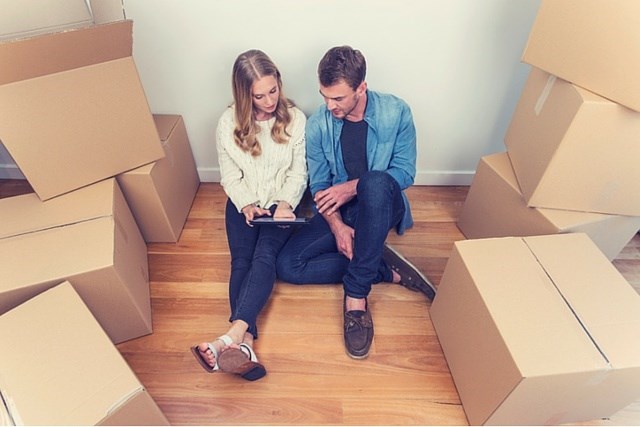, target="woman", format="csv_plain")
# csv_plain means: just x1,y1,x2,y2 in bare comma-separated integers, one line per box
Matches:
191,50,307,381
